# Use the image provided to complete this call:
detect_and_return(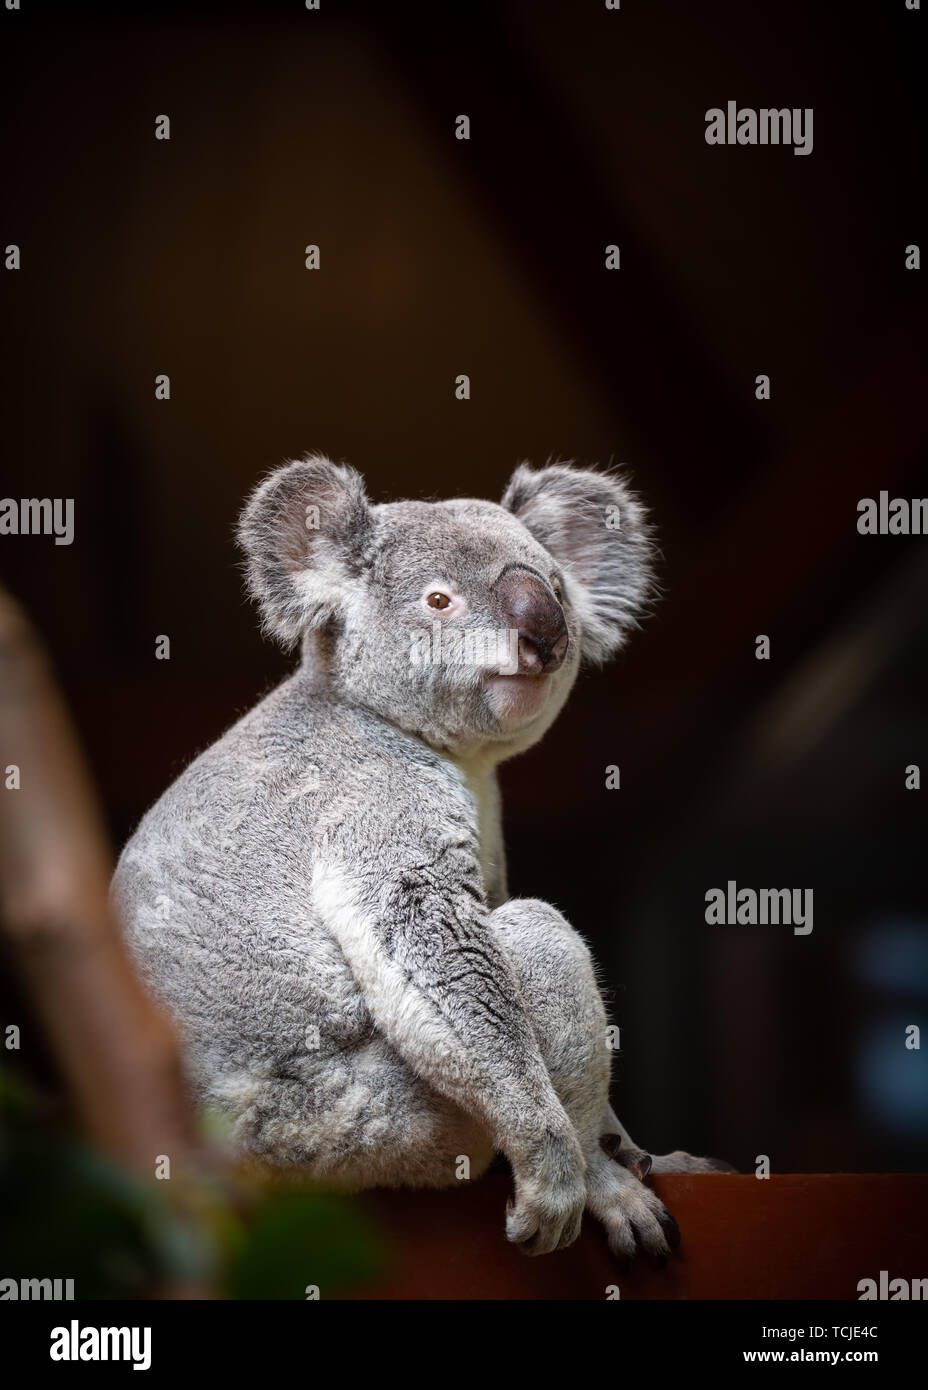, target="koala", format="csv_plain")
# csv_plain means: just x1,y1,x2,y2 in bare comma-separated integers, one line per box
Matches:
112,454,726,1262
